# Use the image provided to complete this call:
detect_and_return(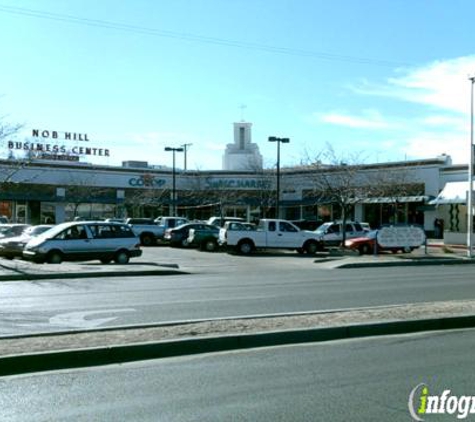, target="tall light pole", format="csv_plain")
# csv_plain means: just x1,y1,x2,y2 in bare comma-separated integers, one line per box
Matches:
181,143,192,171
468,76,475,258
165,146,184,216
268,136,290,219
